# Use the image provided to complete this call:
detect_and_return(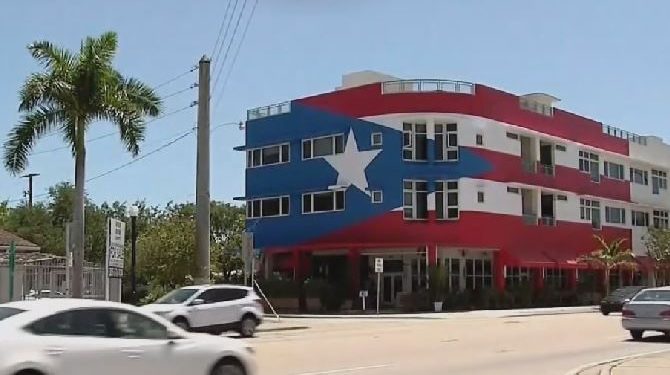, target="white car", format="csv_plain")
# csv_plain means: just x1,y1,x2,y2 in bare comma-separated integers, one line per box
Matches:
0,299,256,375
141,284,264,338
621,286,670,340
